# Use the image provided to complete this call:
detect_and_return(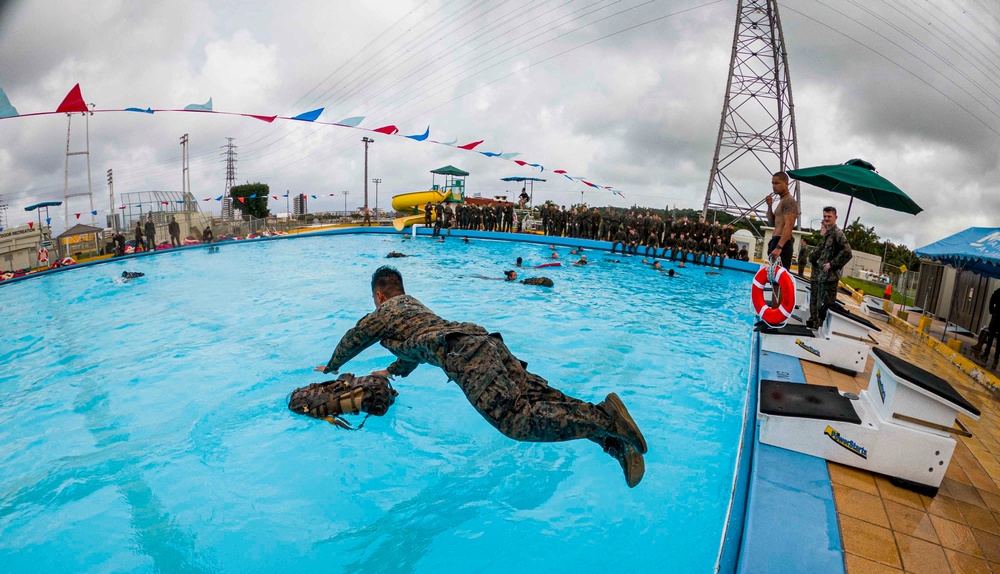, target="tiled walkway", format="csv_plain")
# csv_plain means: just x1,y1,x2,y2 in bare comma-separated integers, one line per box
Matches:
804,302,1000,573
